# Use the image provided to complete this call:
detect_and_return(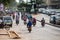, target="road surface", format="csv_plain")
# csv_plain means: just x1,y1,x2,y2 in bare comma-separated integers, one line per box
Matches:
10,13,60,40
0,13,60,40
